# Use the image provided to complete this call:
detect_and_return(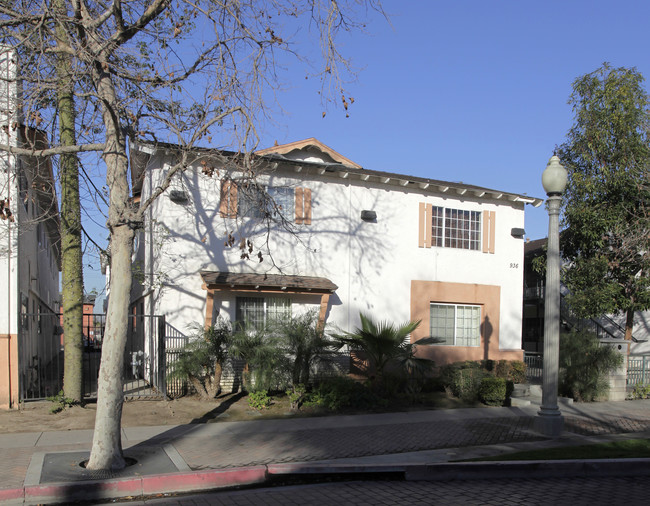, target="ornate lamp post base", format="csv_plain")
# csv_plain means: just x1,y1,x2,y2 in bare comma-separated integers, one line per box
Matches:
534,408,564,436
